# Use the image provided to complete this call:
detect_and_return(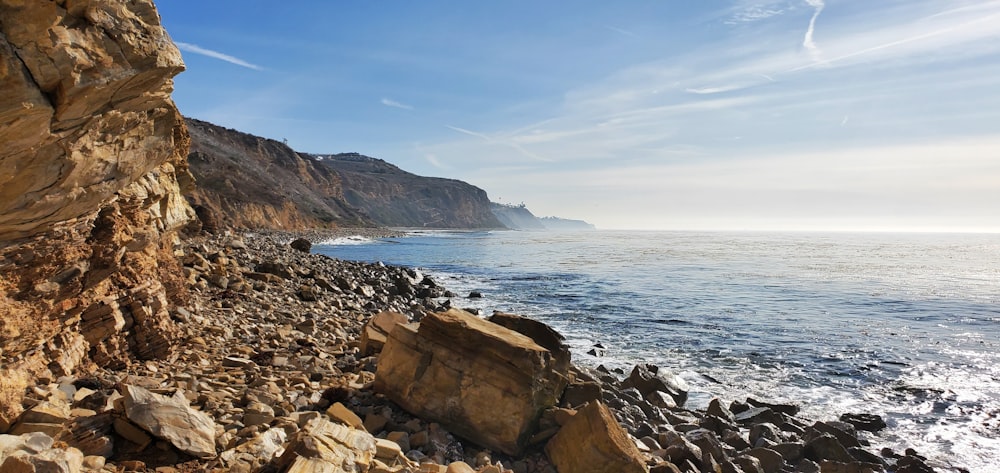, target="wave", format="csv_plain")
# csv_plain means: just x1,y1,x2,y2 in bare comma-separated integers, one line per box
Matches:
315,235,376,246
